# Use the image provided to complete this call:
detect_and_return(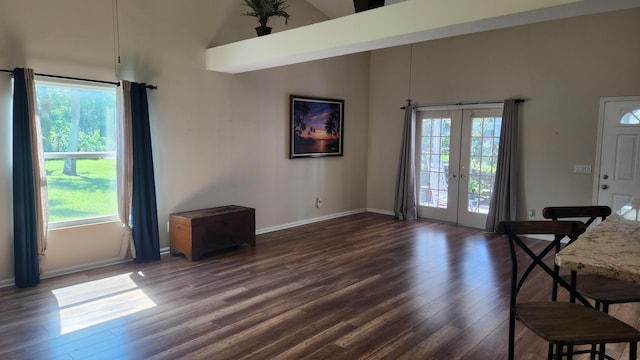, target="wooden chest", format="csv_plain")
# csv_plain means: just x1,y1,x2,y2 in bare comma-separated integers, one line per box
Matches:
169,205,255,261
